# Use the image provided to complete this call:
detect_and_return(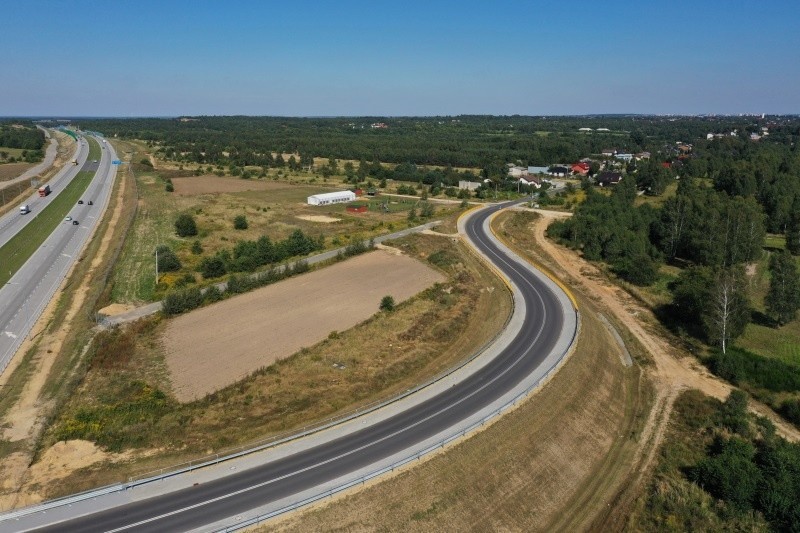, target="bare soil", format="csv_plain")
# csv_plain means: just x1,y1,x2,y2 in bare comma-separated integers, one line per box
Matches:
0,162,34,181
295,214,341,223
163,250,445,401
172,175,292,195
